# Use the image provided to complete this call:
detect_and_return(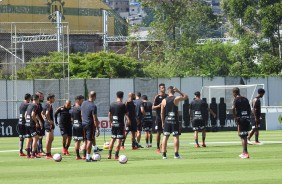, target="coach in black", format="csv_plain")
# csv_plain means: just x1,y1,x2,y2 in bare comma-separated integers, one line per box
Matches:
81,91,100,162
232,87,251,159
